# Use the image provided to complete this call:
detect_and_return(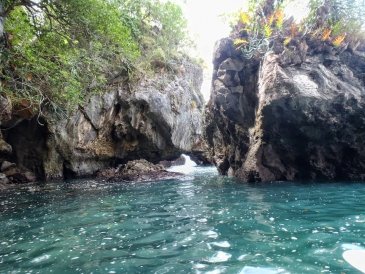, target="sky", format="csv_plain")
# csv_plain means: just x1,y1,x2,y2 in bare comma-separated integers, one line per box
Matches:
174,0,309,101
176,0,244,101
